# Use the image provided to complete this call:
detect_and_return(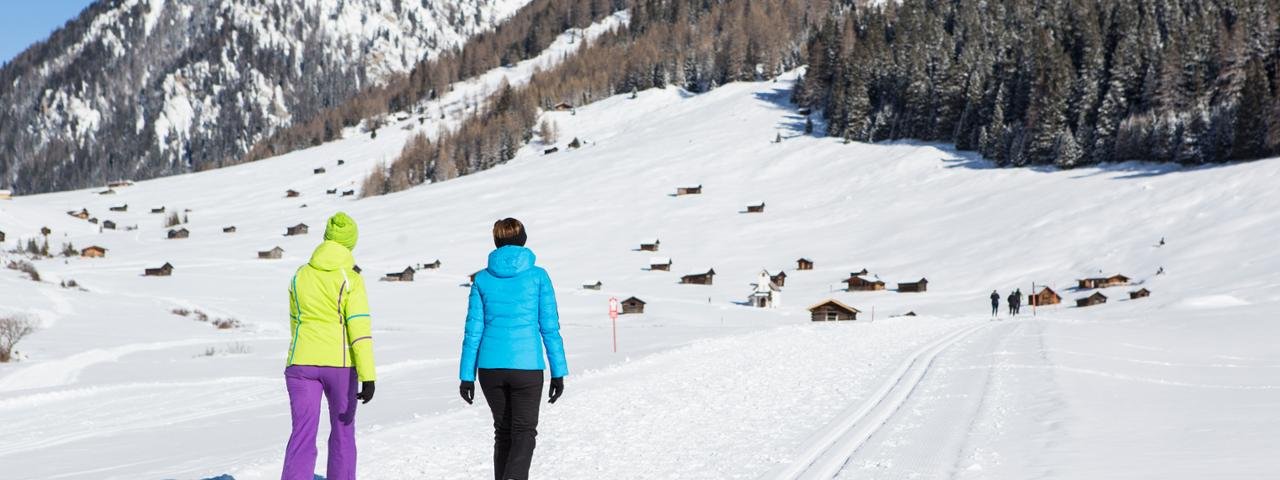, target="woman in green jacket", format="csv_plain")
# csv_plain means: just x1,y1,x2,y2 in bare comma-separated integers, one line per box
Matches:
282,212,376,480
